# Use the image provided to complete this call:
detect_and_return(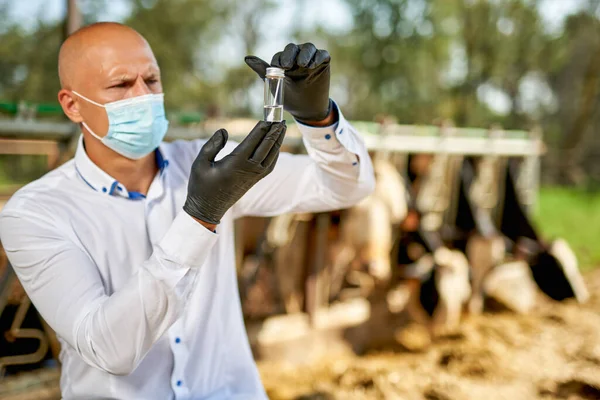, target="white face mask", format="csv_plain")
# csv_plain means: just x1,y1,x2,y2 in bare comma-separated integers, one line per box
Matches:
73,91,170,160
